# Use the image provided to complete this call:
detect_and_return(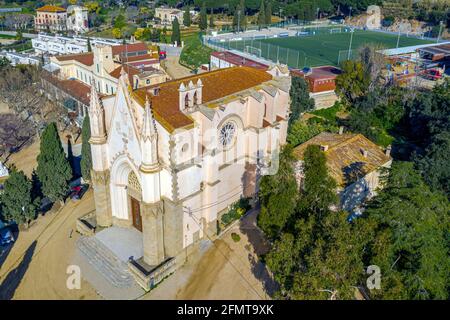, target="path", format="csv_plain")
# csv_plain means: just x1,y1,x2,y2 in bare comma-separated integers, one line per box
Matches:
163,56,192,80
